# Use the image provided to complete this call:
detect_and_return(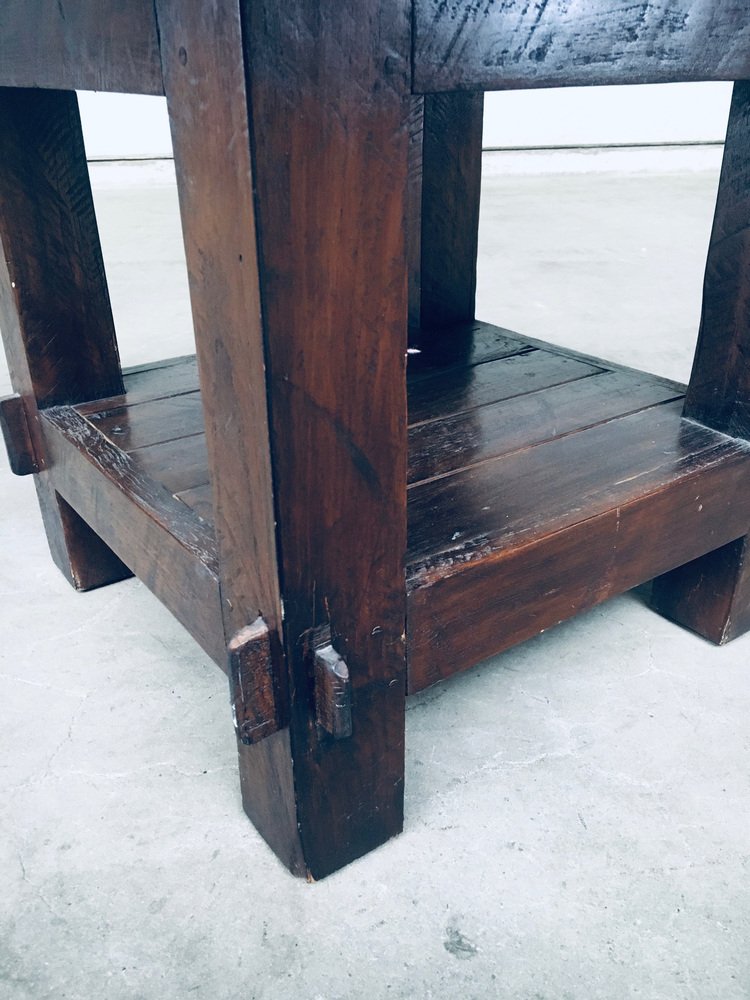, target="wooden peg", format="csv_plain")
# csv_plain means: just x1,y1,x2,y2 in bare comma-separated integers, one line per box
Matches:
228,618,280,745
0,394,39,475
